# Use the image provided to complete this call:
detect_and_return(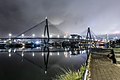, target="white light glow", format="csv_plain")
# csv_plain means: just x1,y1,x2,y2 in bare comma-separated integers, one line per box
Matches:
75,37,77,39
64,52,68,58
21,43,25,49
8,49,11,53
57,52,59,55
9,41,12,44
112,31,120,34
42,34,44,37
32,34,35,37
69,51,72,55
74,51,77,54
9,53,11,57
35,41,40,44
21,34,24,37
14,39,16,42
4,40,6,43
42,53,44,56
13,49,16,53
45,71,47,74
64,36,66,38
50,52,53,56
22,53,24,57
45,16,48,19
65,48,67,51
69,36,72,38
32,52,35,57
9,33,12,37
50,35,53,38
57,35,60,38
